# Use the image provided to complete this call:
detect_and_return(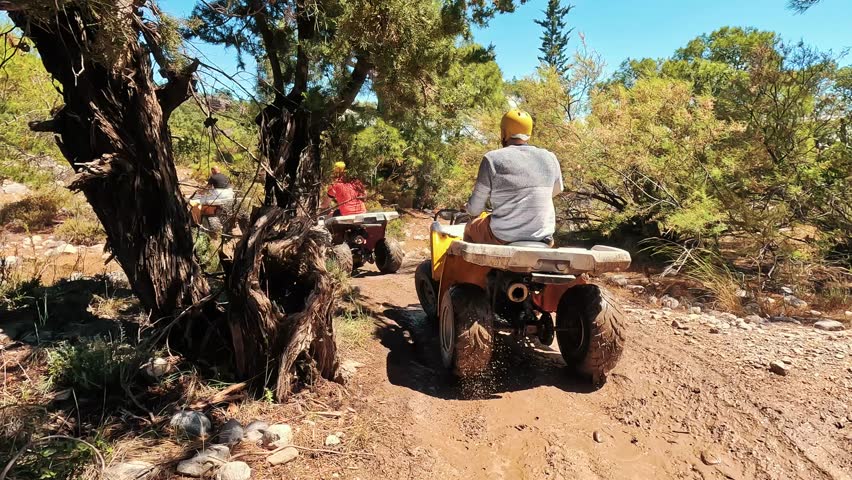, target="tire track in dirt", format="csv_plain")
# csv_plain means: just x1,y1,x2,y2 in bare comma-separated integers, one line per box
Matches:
351,256,851,480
